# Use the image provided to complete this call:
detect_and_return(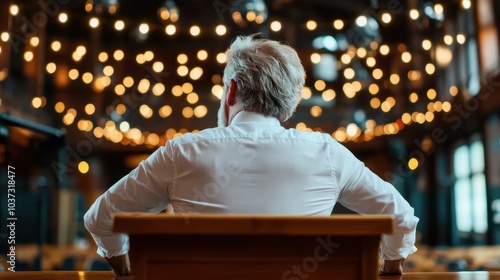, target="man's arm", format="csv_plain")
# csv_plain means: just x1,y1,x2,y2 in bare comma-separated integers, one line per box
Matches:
84,145,174,275
331,140,419,267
